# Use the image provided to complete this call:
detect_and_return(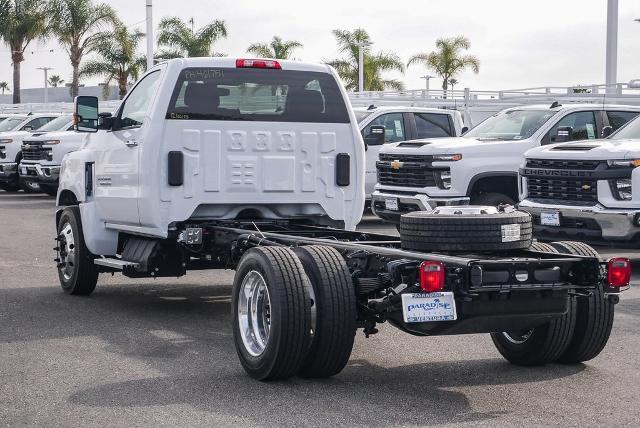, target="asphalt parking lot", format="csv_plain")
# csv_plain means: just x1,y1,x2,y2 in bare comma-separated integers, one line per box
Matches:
1,192,639,427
